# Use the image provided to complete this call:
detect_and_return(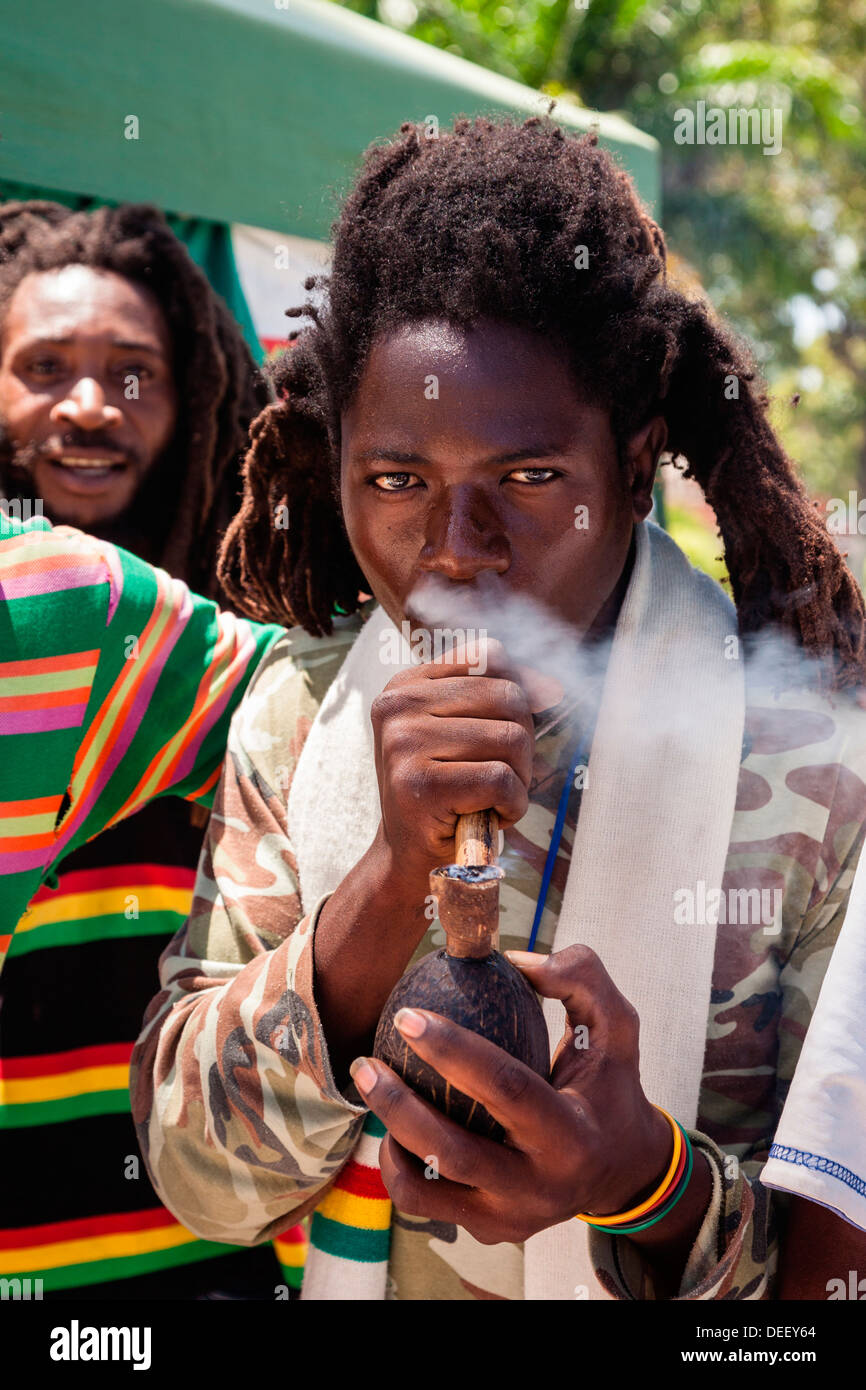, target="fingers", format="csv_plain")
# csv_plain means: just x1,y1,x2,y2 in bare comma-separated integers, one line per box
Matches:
424,760,530,829
505,945,640,1061
383,635,559,716
374,1009,564,1148
377,1135,489,1229
350,1055,518,1191
376,672,533,727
